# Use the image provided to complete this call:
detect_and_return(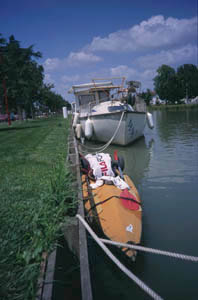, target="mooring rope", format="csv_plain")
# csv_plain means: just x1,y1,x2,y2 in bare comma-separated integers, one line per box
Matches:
78,111,125,154
76,214,163,300
100,239,198,262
